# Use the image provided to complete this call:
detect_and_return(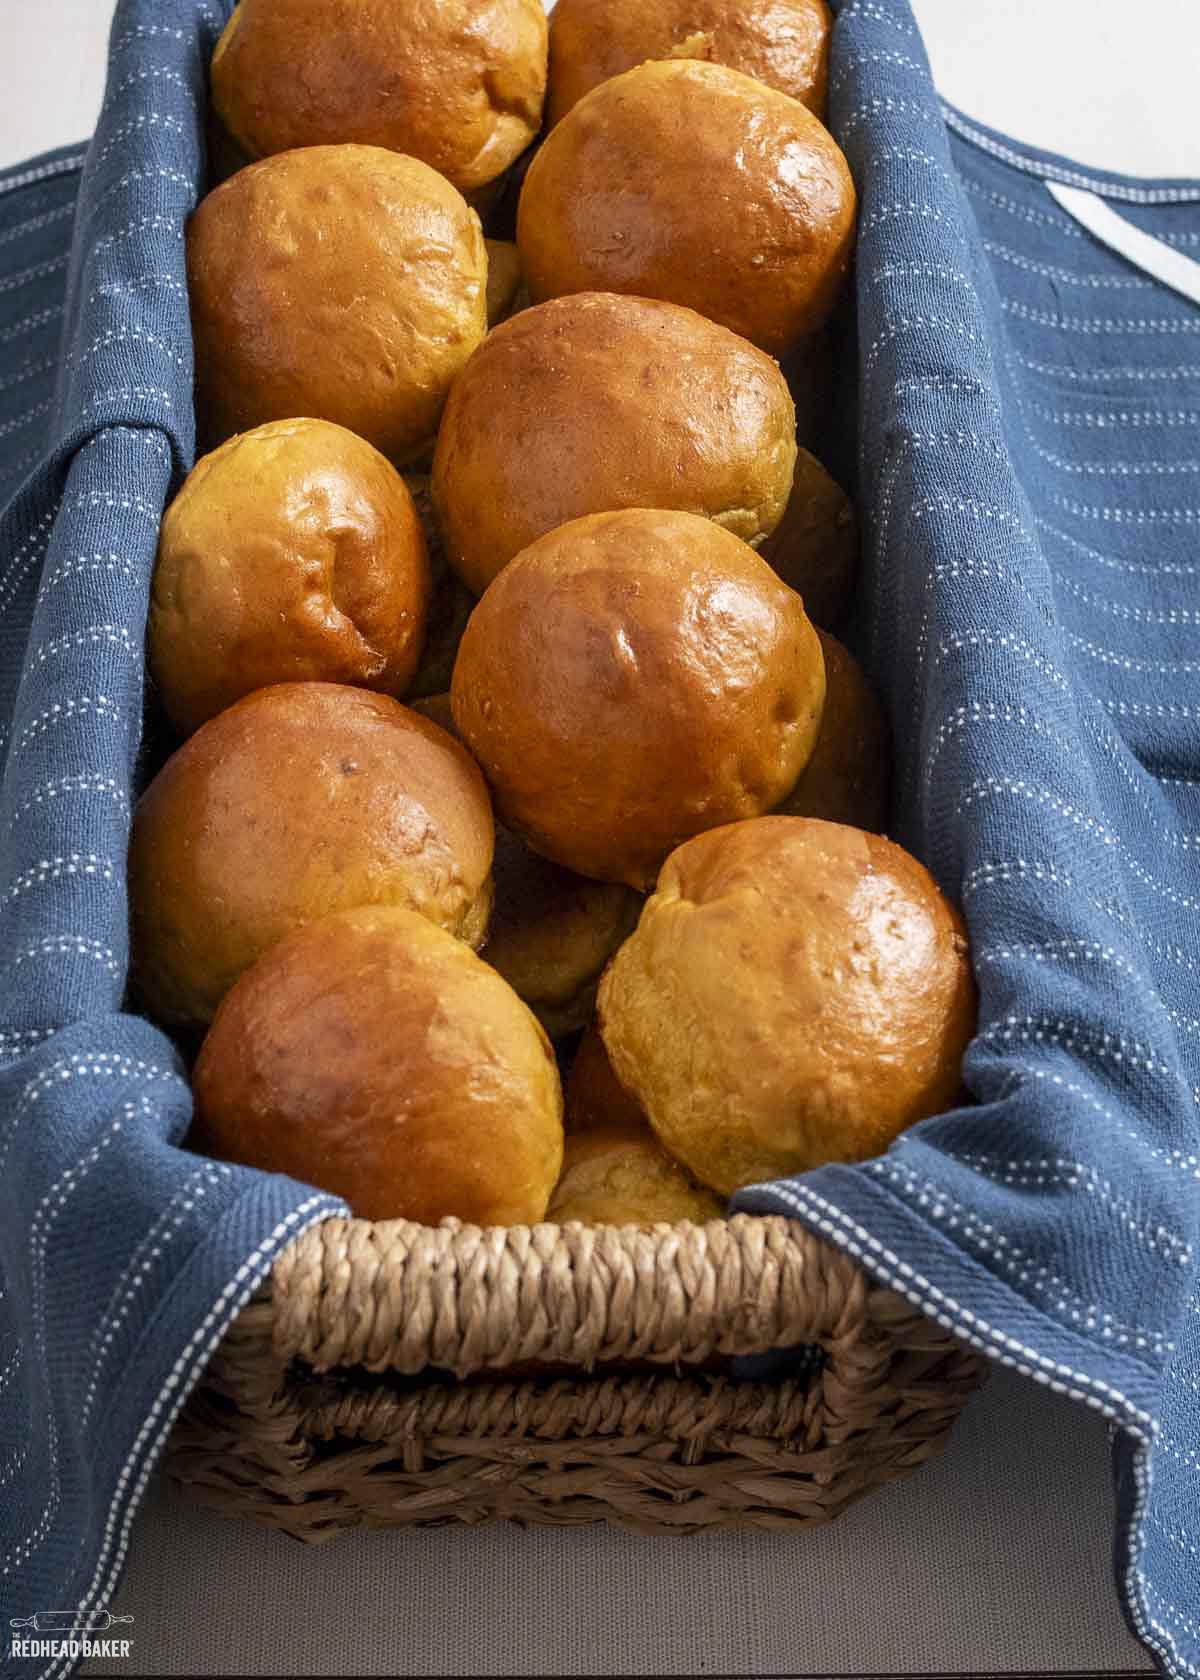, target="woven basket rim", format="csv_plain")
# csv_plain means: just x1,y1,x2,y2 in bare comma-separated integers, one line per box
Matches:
262,1210,960,1378
169,1213,984,1539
